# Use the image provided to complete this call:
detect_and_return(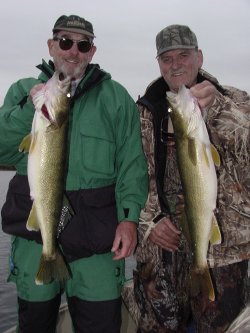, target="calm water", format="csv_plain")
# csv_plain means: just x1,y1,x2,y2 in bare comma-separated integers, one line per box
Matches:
0,171,17,332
